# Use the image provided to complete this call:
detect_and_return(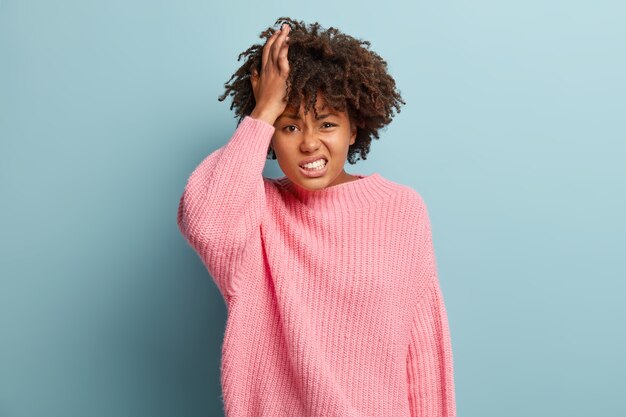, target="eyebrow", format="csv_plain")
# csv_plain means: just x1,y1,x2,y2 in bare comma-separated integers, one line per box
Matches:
277,112,338,121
